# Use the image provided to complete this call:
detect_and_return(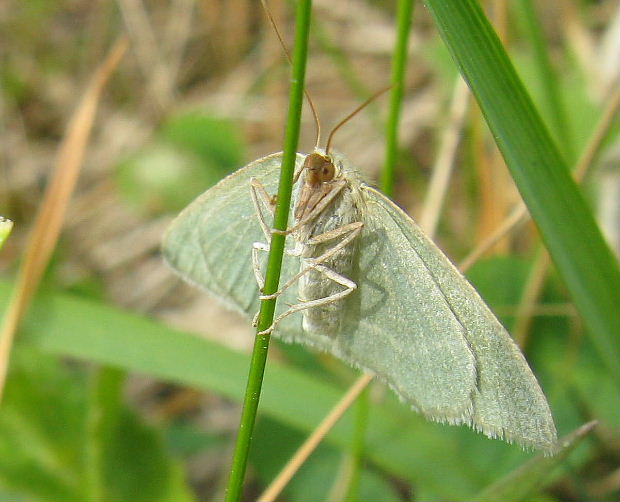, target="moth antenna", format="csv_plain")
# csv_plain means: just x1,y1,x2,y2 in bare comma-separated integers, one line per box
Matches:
260,0,321,149
325,85,392,155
